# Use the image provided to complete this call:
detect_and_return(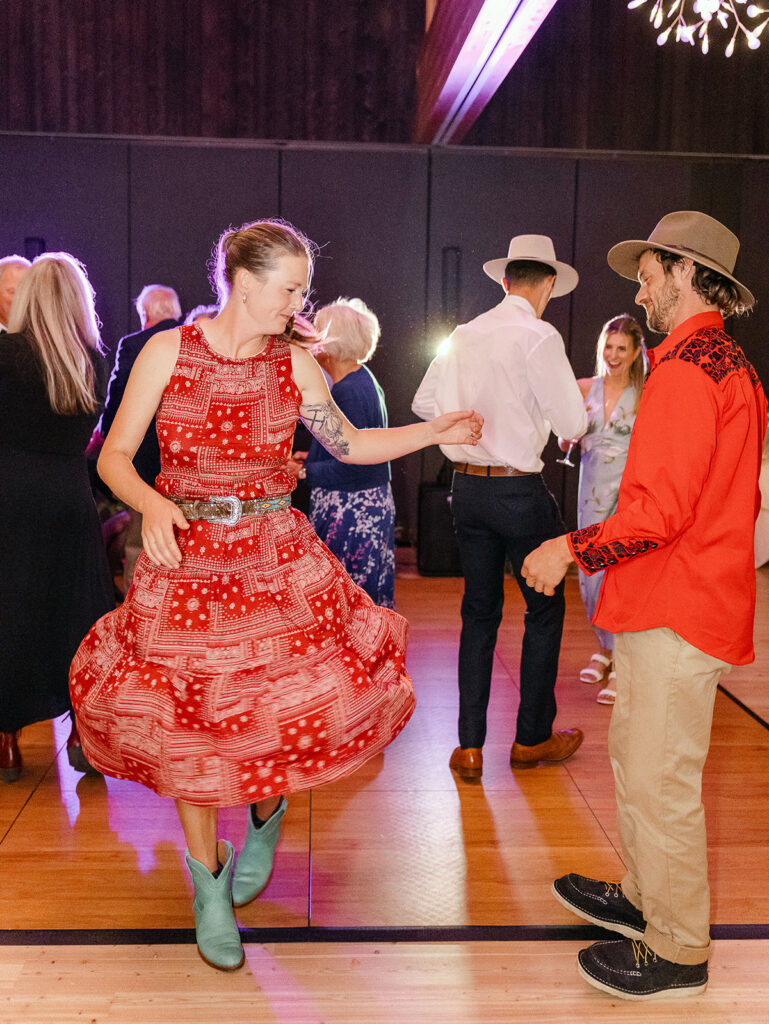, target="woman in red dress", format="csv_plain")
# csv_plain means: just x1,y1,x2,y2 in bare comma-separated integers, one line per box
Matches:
70,219,482,971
